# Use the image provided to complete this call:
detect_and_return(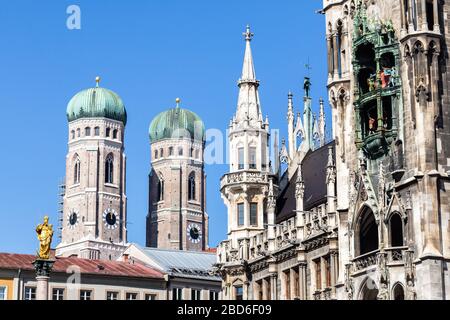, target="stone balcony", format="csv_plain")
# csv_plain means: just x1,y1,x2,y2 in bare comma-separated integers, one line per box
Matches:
220,171,270,190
